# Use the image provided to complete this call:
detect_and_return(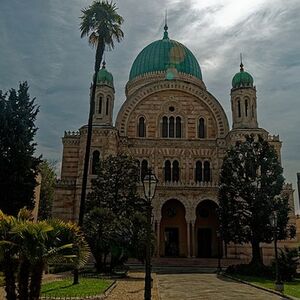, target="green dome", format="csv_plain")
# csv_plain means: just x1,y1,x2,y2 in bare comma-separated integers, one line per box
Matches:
232,64,254,88
97,63,113,86
129,27,202,81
